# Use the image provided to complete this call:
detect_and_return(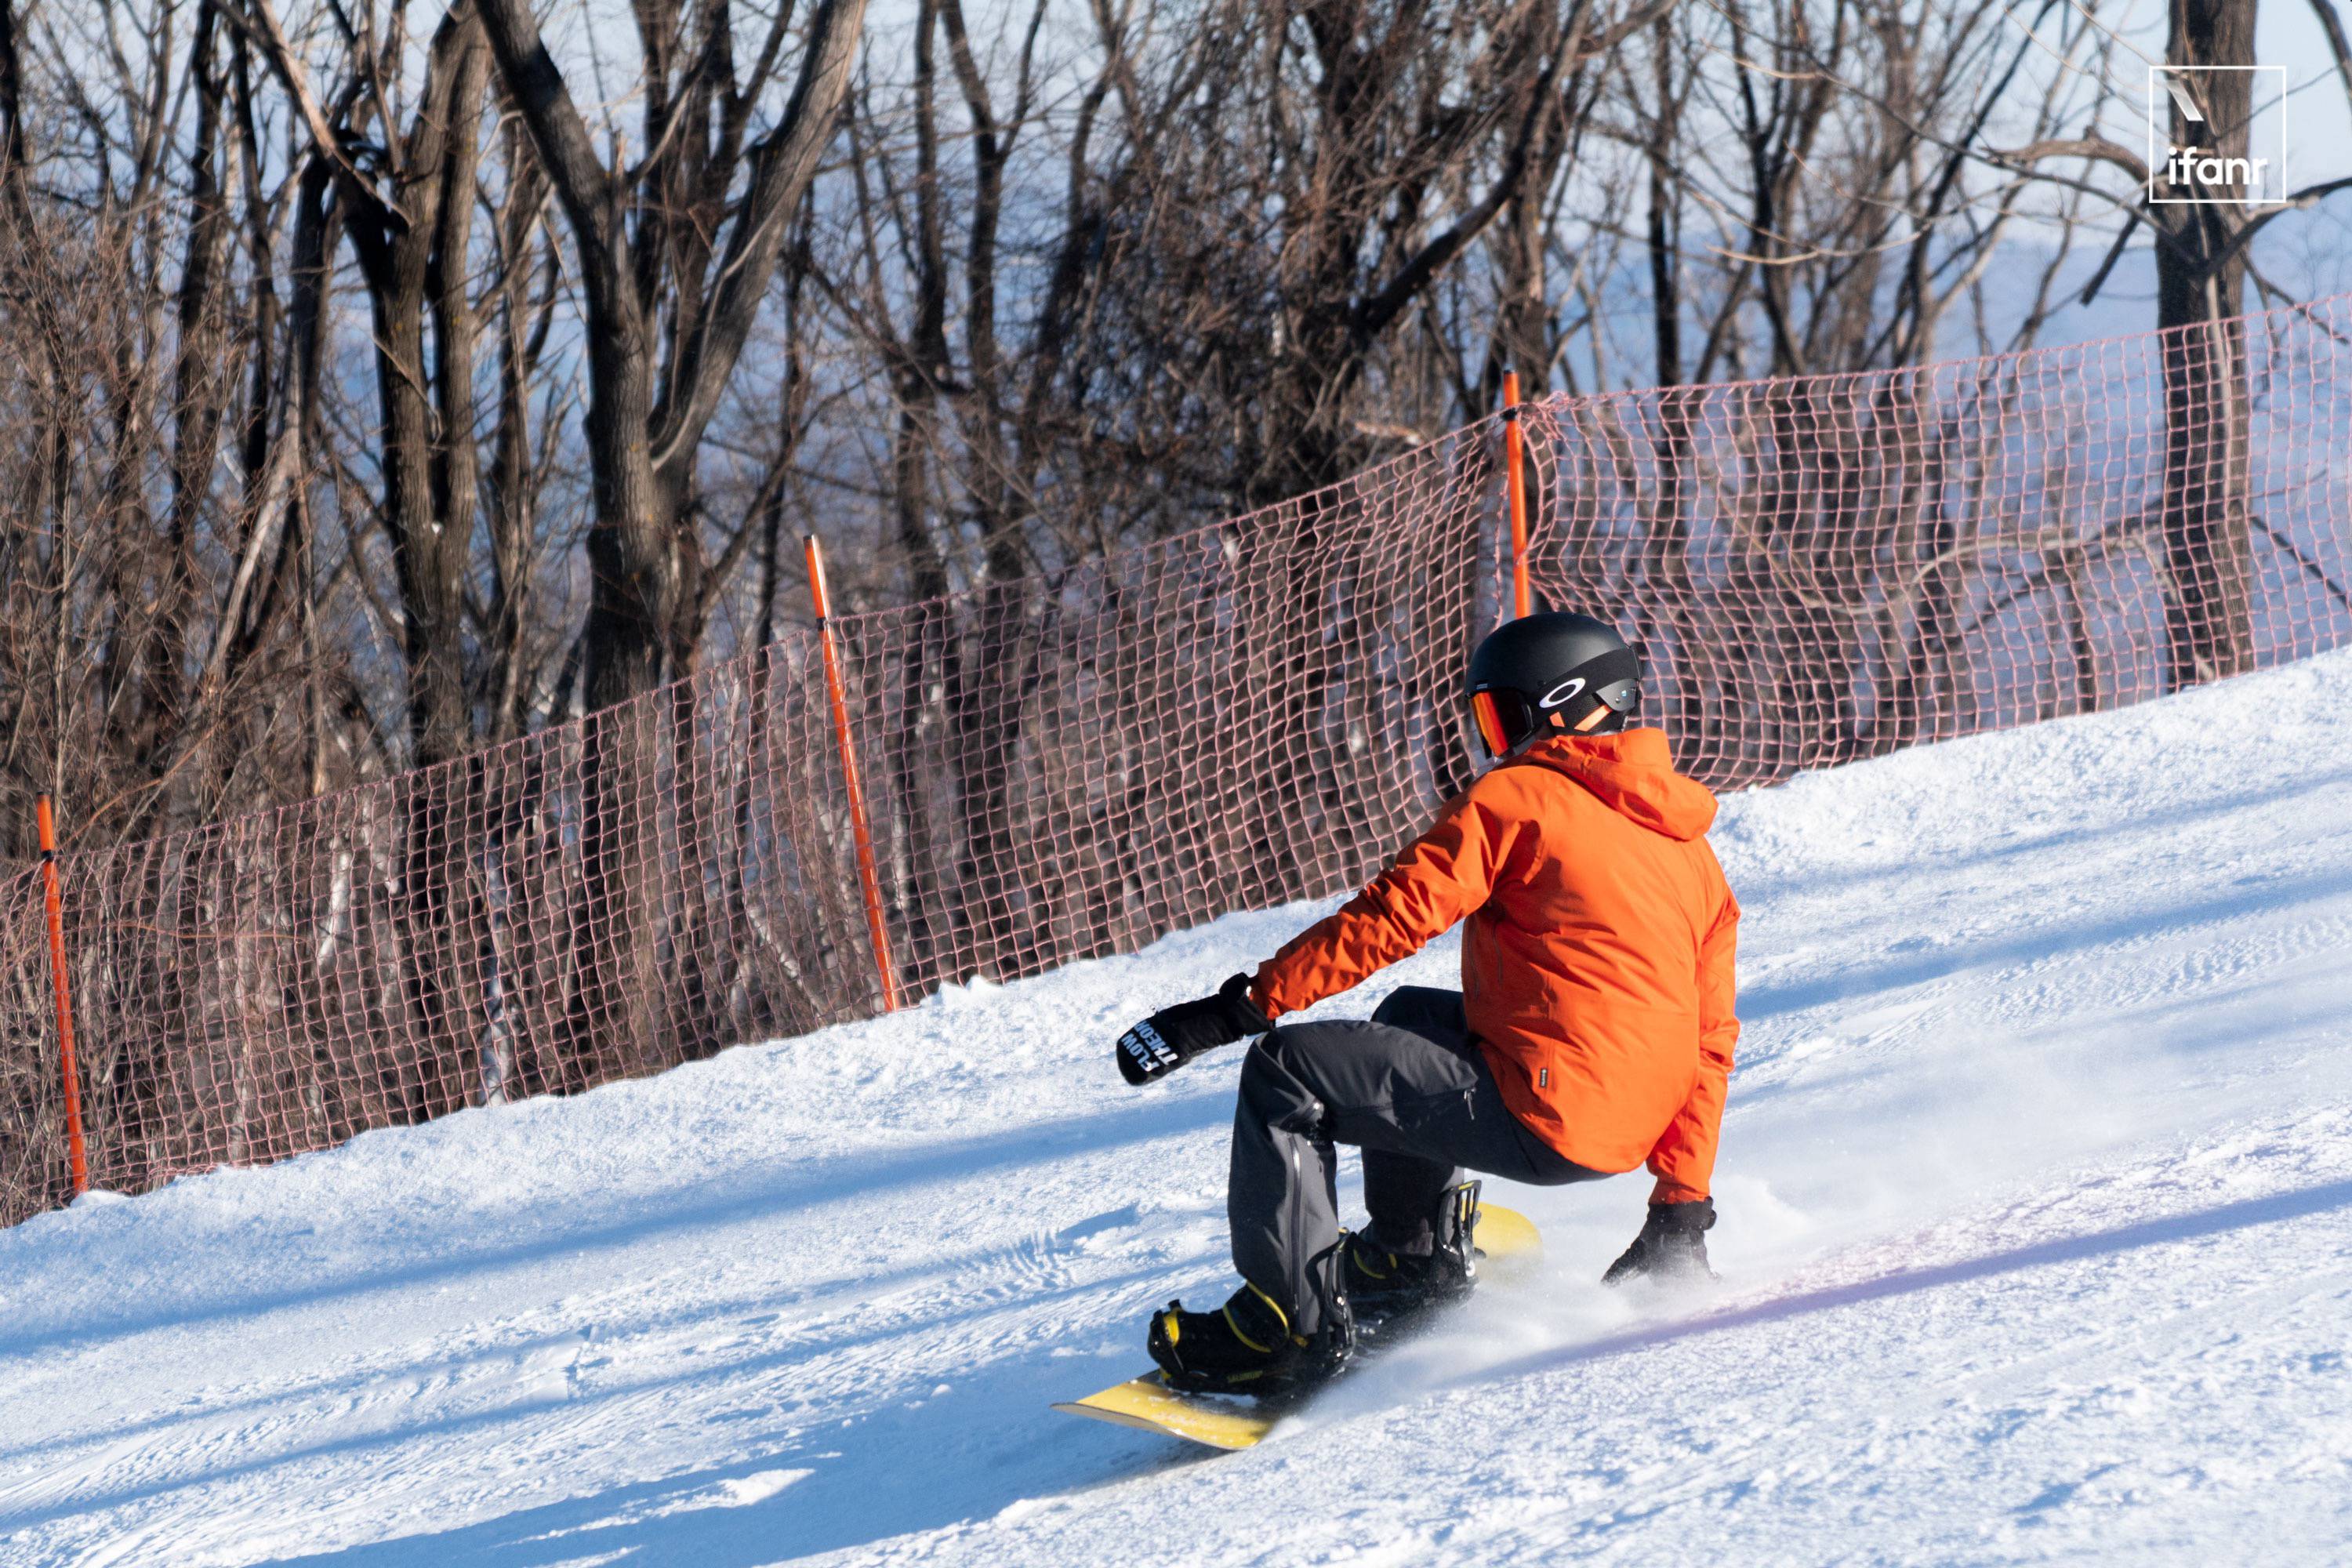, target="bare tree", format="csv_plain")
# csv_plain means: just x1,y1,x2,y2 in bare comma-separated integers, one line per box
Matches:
1997,0,2352,690
9,0,2352,878
2153,0,2257,688
474,0,870,711
238,0,494,768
